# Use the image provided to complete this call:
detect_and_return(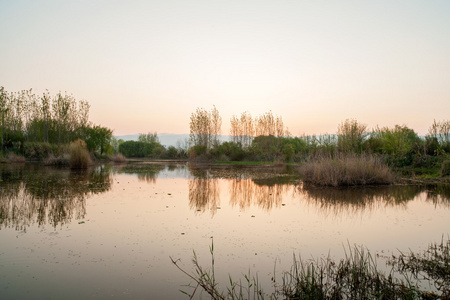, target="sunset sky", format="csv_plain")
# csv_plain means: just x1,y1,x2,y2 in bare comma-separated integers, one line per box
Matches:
1,0,449,136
